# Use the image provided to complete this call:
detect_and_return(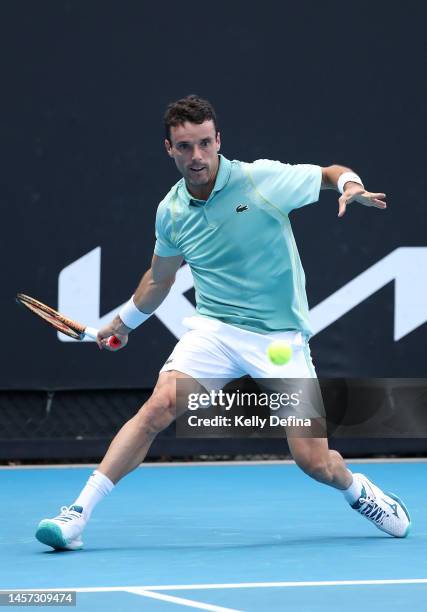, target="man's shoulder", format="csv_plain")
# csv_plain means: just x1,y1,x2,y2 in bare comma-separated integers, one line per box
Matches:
240,158,289,172
239,159,321,183
229,158,287,180
231,158,279,167
157,179,184,214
